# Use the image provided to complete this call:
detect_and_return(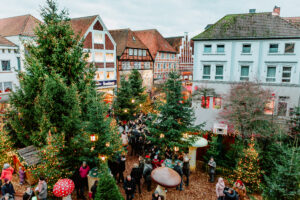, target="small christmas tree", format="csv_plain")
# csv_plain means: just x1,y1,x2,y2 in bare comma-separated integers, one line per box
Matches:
233,137,261,193
0,130,14,168
95,163,124,200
